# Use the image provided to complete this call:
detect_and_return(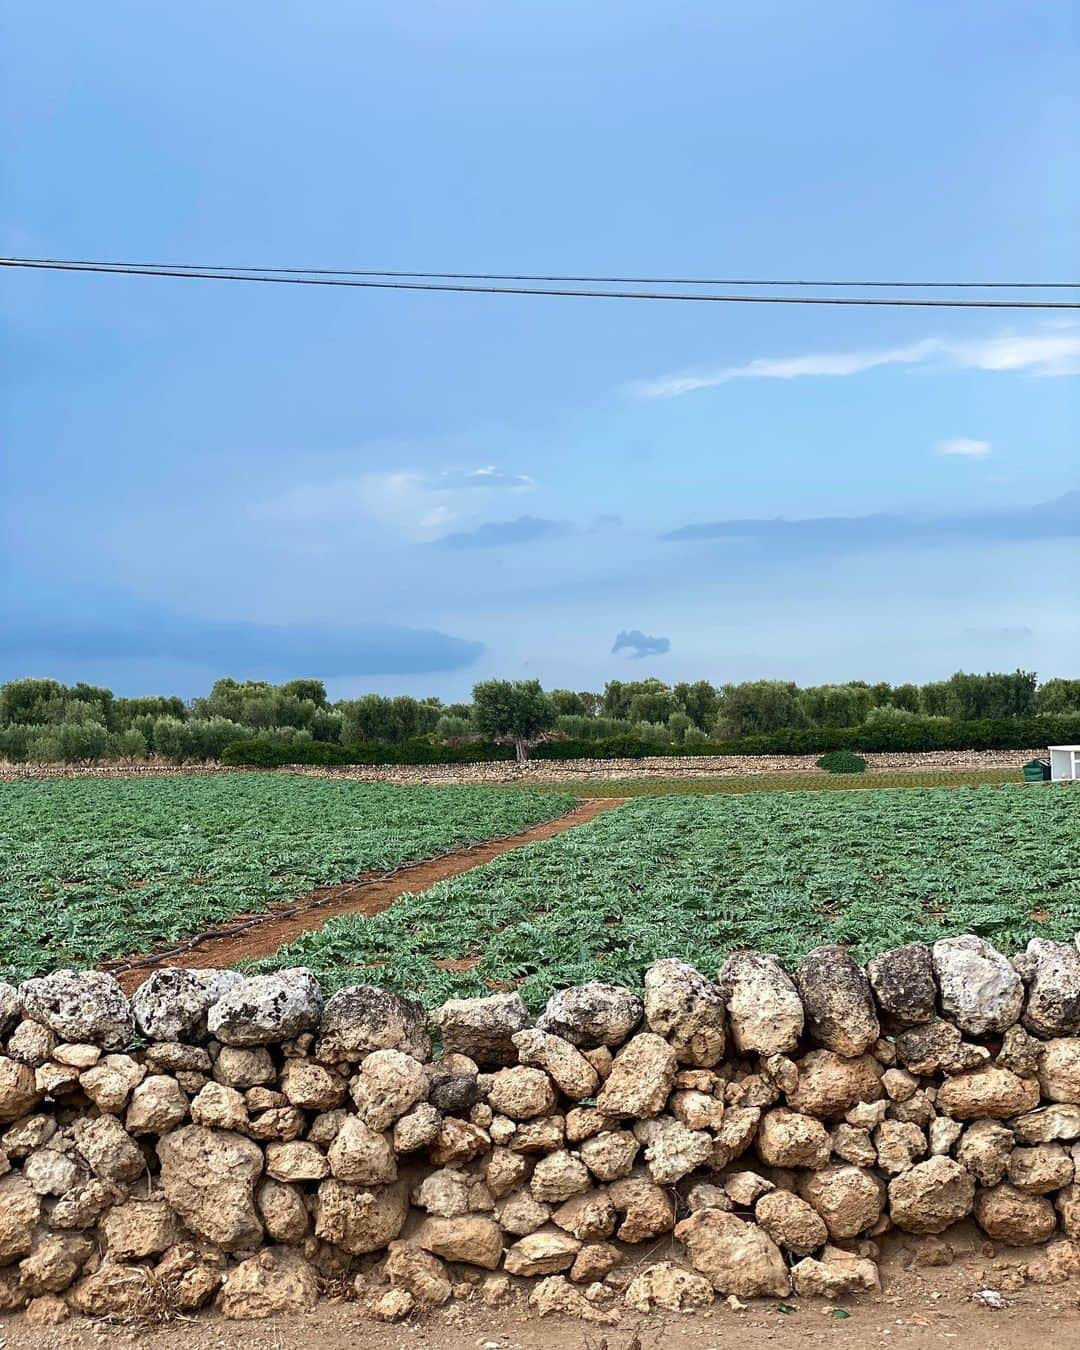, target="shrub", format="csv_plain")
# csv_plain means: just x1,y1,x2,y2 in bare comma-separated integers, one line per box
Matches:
817,750,868,774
